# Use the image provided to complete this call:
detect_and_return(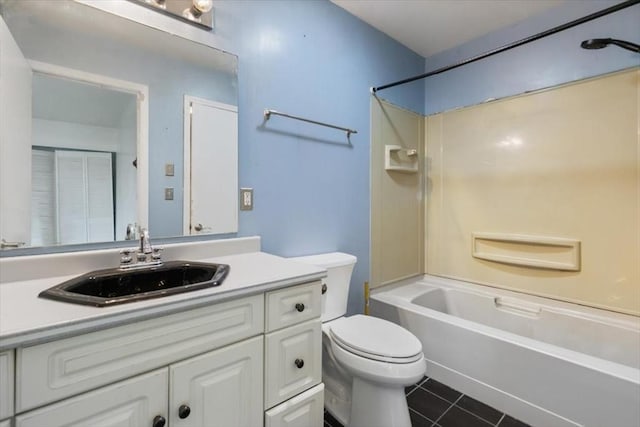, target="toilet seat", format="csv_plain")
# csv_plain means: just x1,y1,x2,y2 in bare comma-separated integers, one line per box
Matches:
329,315,423,364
